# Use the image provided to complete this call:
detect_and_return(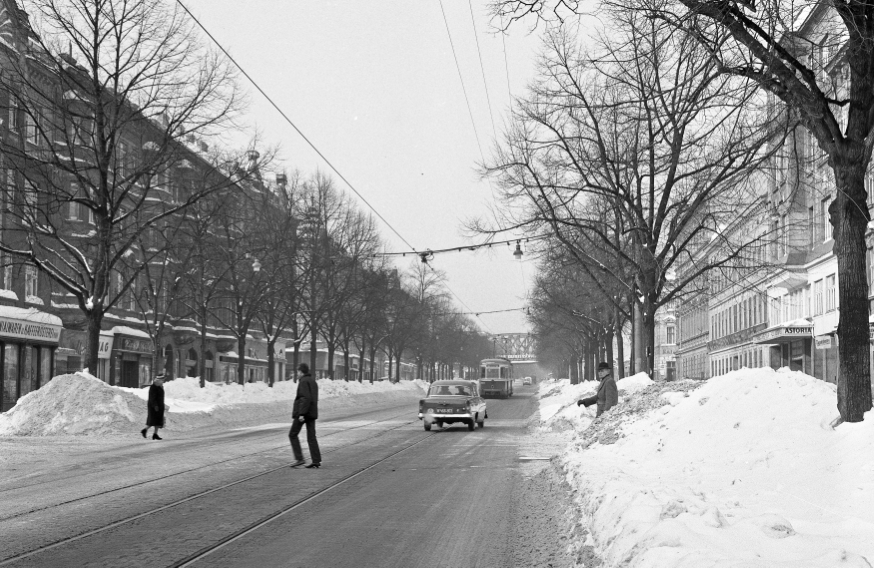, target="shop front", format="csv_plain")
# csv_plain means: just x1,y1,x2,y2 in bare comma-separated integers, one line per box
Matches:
110,330,154,388
754,321,814,374
56,329,113,380
0,307,63,412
